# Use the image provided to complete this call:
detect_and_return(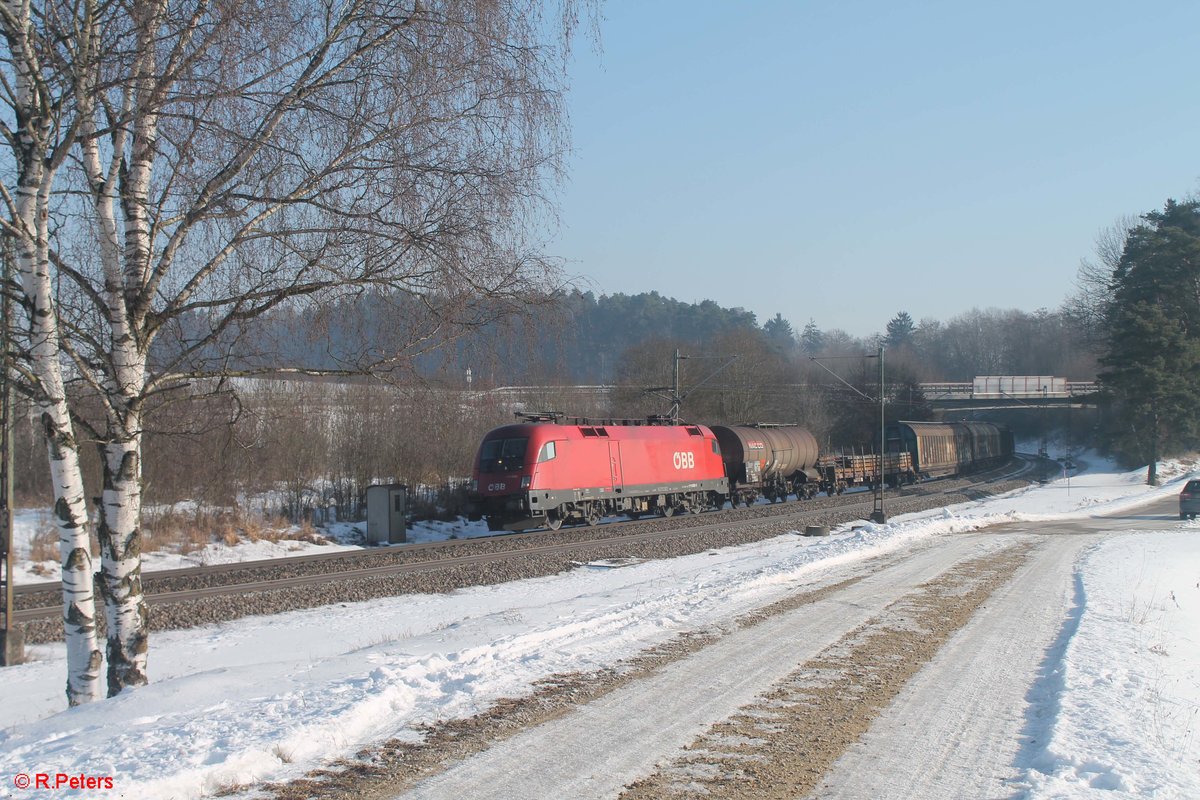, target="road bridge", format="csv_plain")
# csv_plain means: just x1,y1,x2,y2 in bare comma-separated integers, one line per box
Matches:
920,376,1099,410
